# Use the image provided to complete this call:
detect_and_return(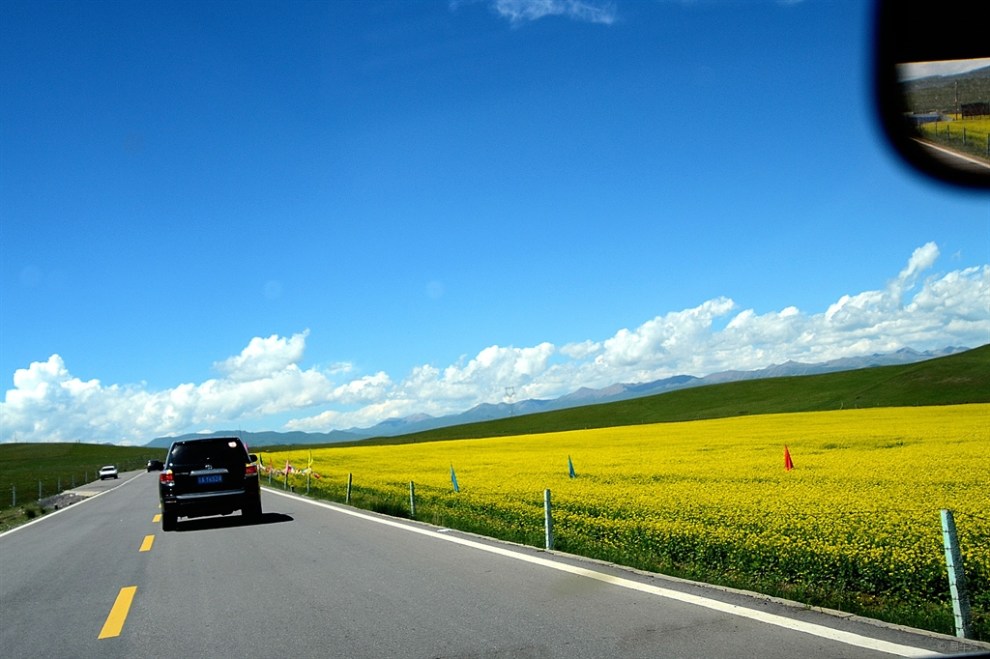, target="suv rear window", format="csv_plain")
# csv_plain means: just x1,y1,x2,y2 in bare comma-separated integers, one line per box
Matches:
167,439,246,468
